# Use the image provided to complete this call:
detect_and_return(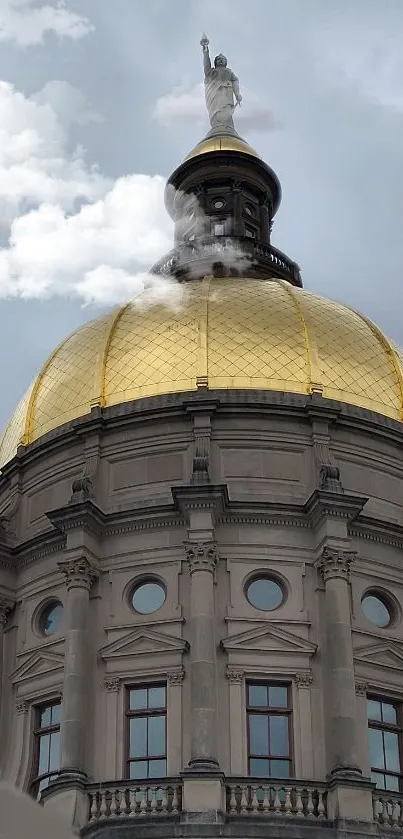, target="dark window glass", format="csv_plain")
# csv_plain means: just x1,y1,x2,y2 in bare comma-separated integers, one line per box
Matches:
246,577,284,611
245,225,256,238
131,581,166,615
127,684,167,779
247,683,292,778
362,593,391,627
40,602,63,636
30,699,61,799
367,696,403,791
